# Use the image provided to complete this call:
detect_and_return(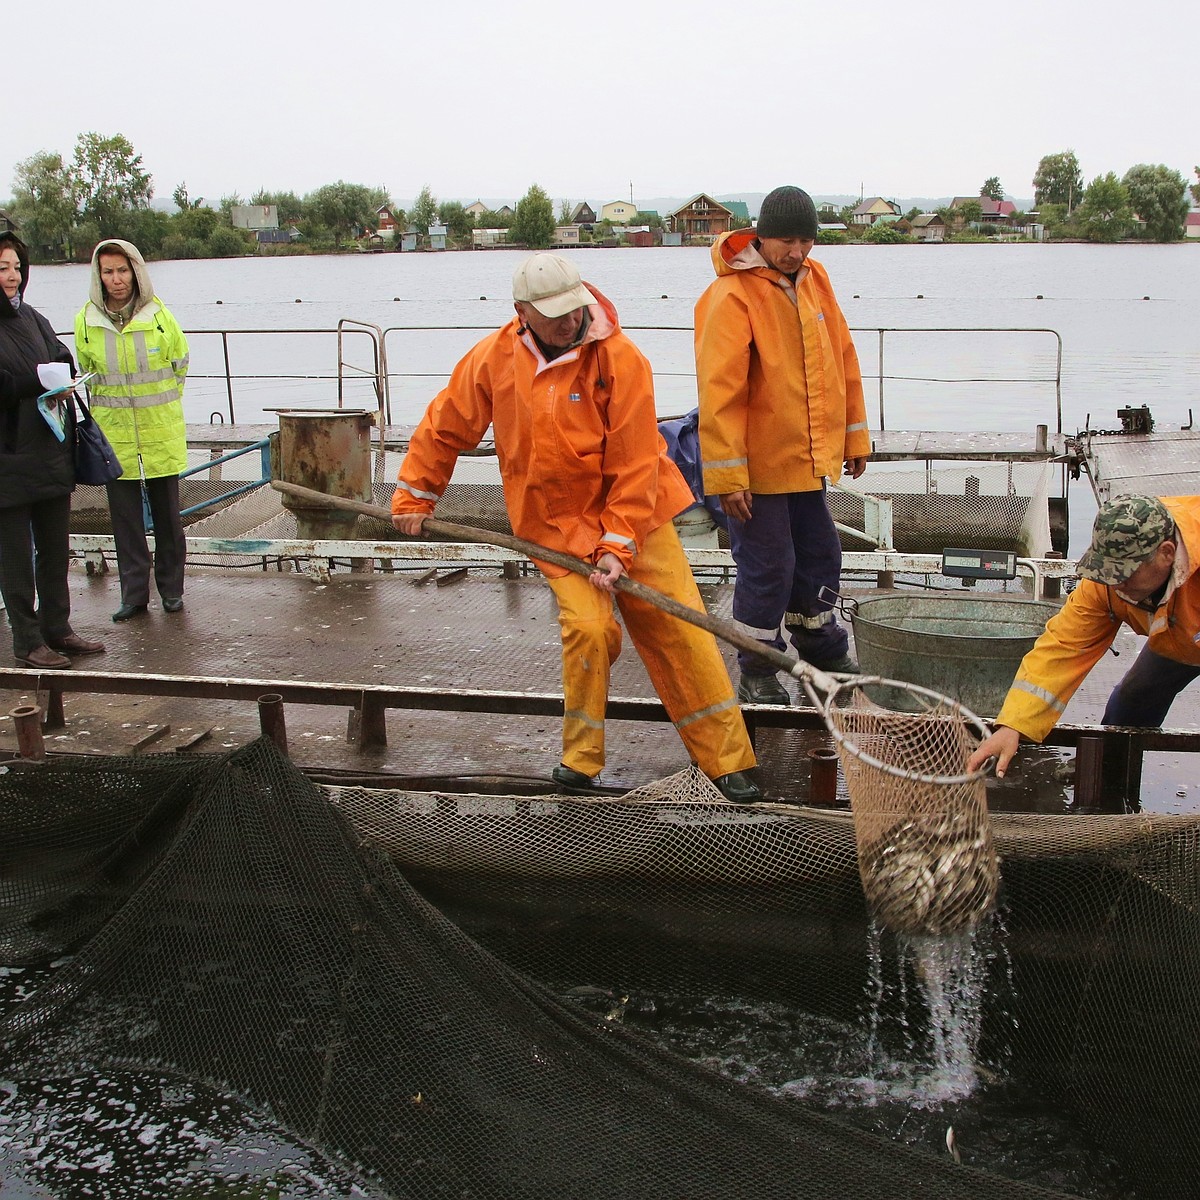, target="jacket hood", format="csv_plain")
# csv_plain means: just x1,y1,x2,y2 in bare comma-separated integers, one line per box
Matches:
576,280,619,343
0,231,31,319
88,239,155,313
709,229,768,277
